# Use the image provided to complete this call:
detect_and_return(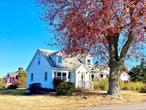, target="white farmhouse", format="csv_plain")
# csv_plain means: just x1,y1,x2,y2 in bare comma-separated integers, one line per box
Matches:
26,49,92,89
26,48,130,90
